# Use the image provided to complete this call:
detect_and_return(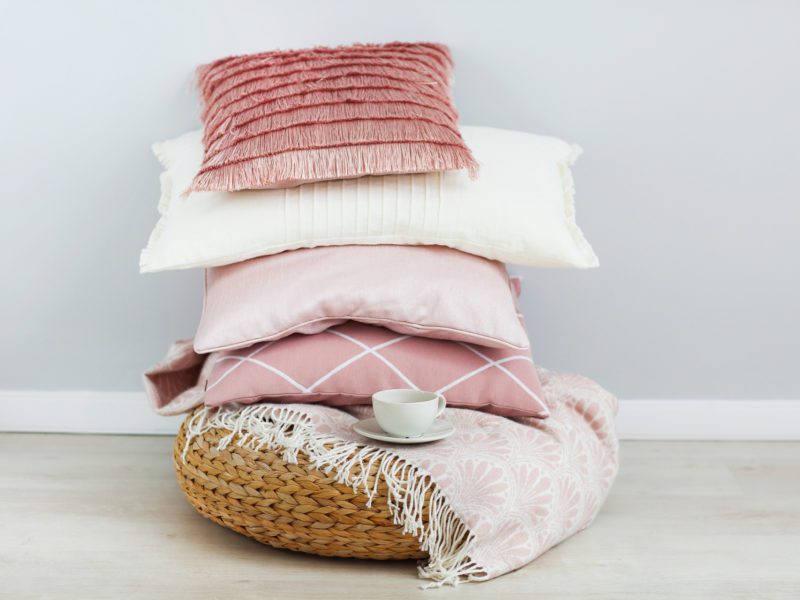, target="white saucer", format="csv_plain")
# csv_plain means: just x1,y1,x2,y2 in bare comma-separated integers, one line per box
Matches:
353,418,455,444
